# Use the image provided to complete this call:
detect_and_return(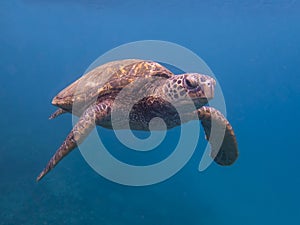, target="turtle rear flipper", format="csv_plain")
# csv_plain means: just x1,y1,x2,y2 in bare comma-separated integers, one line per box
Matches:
37,102,111,181
197,106,238,166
